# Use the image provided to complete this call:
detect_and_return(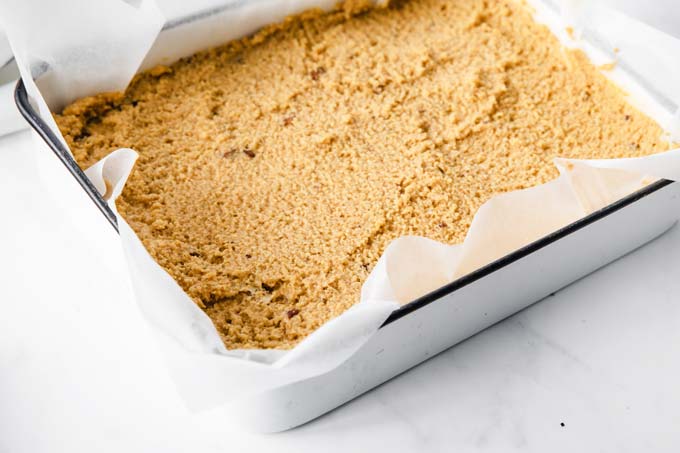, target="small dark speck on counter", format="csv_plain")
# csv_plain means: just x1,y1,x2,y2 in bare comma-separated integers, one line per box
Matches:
560,422,565,427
